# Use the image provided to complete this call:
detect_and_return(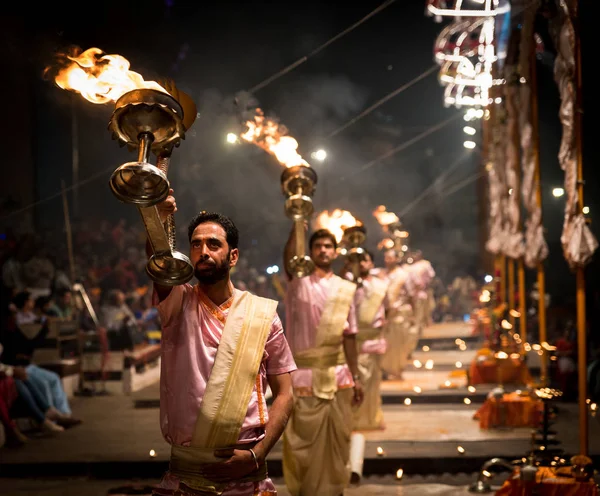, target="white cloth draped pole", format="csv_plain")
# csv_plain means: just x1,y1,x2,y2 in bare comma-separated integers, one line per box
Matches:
550,2,597,268
518,1,549,268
